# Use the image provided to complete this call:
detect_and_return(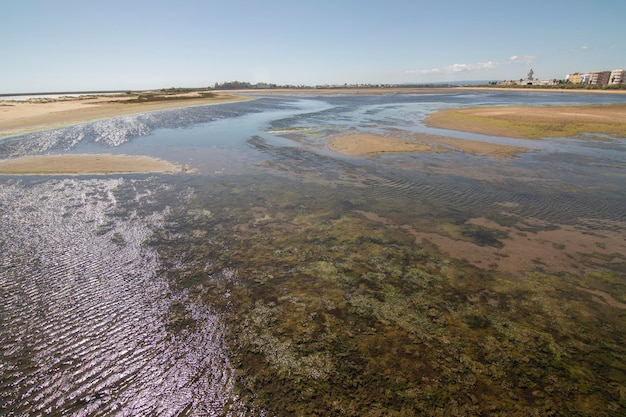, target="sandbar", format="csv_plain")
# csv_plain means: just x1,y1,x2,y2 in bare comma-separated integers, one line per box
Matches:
0,154,182,175
0,91,247,138
424,103,626,139
328,132,528,158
